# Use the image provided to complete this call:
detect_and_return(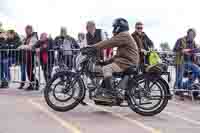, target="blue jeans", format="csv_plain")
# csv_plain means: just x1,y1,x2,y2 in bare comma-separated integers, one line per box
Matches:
20,64,26,82
175,64,184,89
0,58,16,81
184,62,200,80
175,62,200,89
